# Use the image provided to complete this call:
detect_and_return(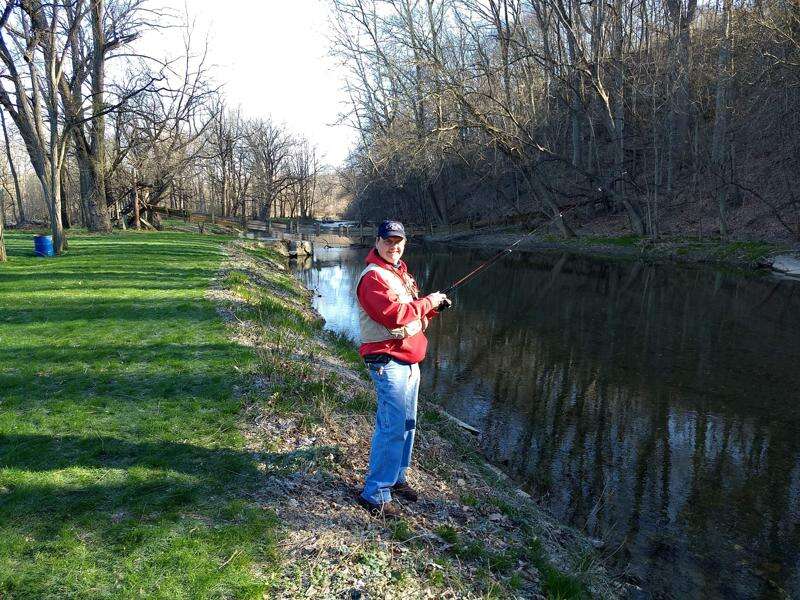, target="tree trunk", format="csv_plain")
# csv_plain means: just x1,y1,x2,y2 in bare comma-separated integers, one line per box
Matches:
528,170,576,238
665,0,697,196
43,170,65,254
1,110,24,224
567,36,583,168
712,0,733,238
0,200,6,262
85,0,112,233
612,0,628,230
132,186,140,230
60,166,70,229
